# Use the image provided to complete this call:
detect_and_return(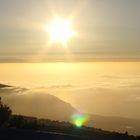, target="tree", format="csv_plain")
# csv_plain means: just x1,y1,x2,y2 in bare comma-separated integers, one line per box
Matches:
0,97,12,126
